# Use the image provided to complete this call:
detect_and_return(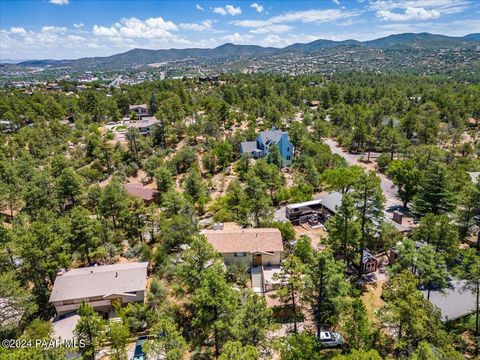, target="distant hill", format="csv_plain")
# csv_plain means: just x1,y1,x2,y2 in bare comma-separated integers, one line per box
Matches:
10,32,480,70
364,32,480,49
